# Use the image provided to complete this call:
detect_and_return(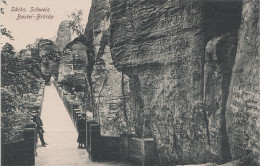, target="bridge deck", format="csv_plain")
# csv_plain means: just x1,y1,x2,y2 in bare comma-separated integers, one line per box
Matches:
35,84,130,166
